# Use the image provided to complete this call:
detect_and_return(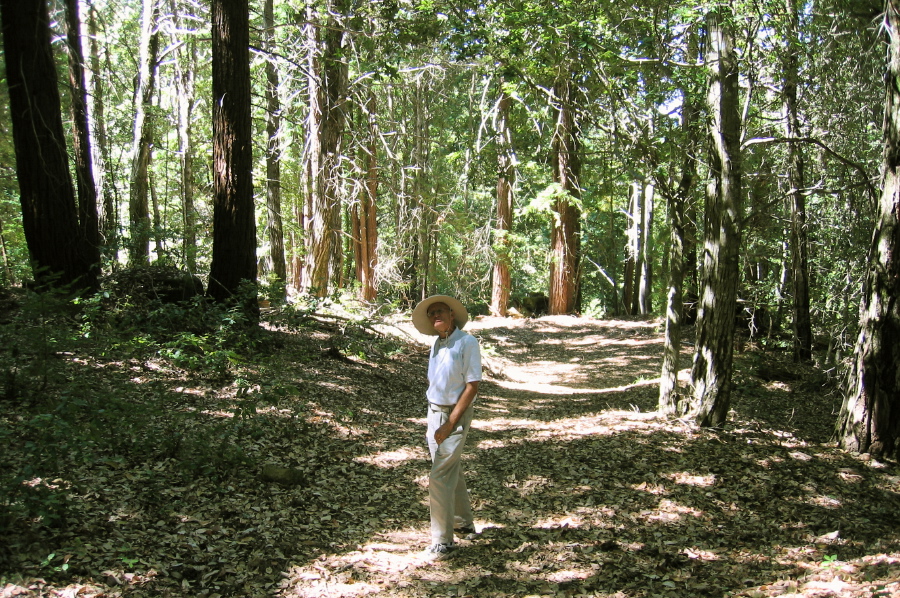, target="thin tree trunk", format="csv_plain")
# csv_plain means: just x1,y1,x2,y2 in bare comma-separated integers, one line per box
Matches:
208,0,256,308
637,181,654,314
87,3,116,256
784,0,813,362
353,91,378,302
263,0,286,298
128,0,159,265
64,0,101,277
836,0,900,461
491,85,515,317
170,0,198,272
549,76,581,315
659,48,698,415
690,7,743,428
623,182,640,314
